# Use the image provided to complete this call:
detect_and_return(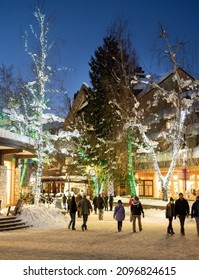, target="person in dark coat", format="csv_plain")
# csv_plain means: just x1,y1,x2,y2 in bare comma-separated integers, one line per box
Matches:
97,194,105,220
78,194,92,231
165,197,175,234
92,195,98,214
191,195,199,235
175,193,189,235
62,194,67,210
109,195,114,211
113,200,125,232
131,196,144,232
68,195,77,230
103,194,108,211
76,193,83,218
